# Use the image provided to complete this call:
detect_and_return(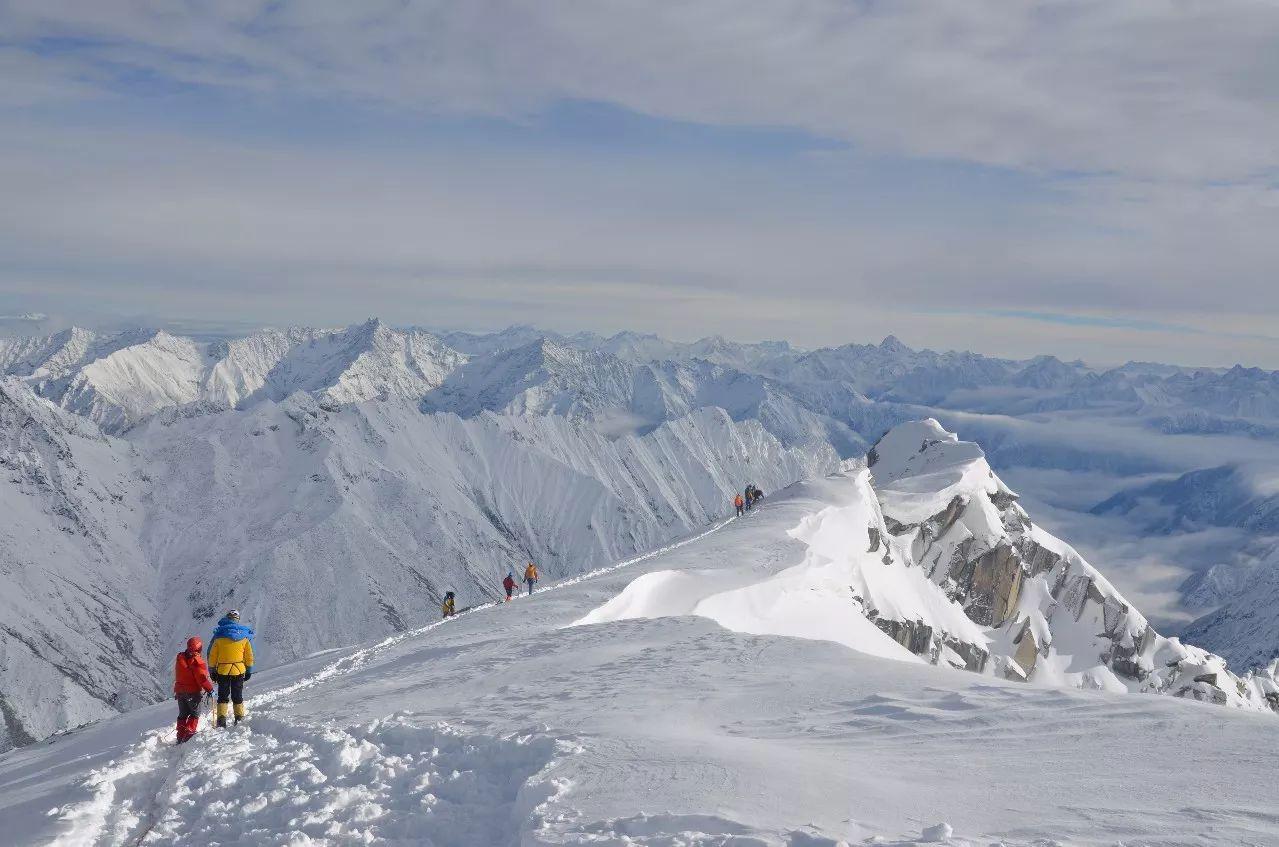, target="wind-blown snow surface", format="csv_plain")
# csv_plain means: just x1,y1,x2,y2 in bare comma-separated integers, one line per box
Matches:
3,481,1277,846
